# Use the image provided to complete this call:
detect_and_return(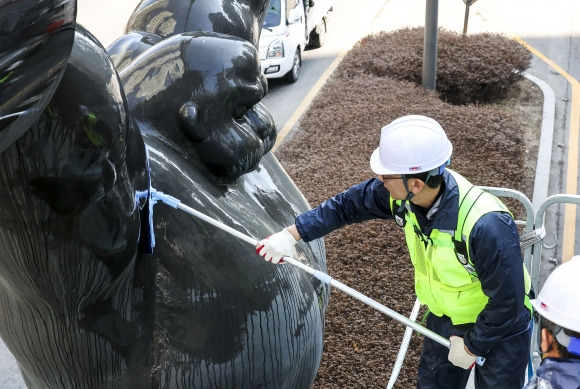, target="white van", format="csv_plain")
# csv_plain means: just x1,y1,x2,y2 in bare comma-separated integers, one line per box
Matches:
259,0,334,83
